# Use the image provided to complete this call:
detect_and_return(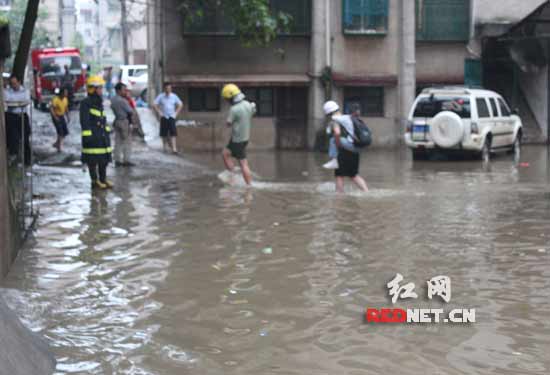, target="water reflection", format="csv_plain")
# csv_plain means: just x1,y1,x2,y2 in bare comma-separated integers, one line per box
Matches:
1,147,550,374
